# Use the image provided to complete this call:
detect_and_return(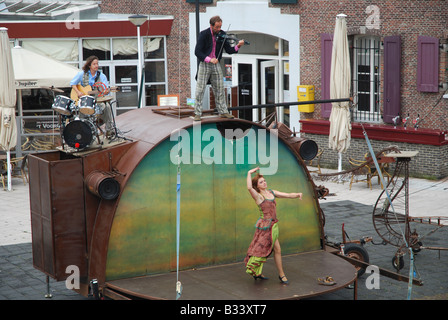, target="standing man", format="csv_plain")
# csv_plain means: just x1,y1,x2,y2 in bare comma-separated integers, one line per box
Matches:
194,16,245,121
